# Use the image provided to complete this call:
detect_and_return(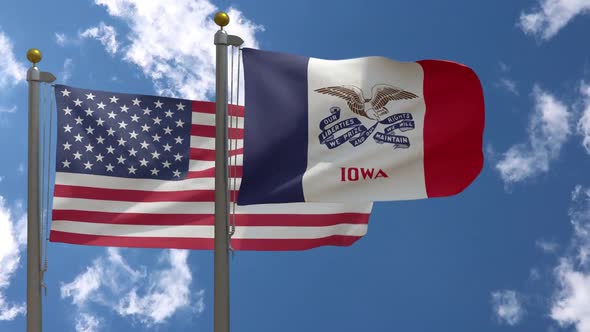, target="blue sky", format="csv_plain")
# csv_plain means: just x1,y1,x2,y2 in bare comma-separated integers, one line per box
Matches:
1,0,590,331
